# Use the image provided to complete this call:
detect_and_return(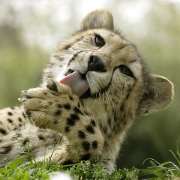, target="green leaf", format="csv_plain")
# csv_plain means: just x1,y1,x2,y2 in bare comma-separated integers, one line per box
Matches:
6,157,26,169
170,150,180,166
0,168,10,175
